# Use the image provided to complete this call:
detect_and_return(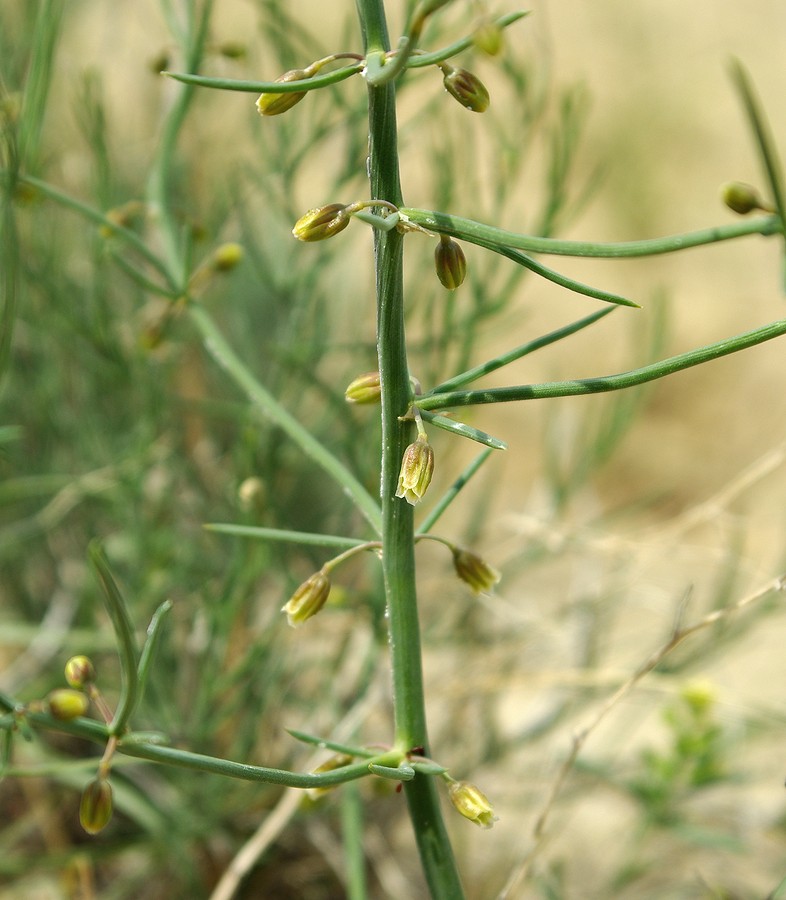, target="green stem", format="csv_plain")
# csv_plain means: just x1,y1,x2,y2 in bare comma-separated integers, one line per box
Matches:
359,1,464,897
163,63,364,94
342,781,369,900
88,543,139,735
417,316,786,409
147,0,214,284
401,206,781,258
405,11,529,68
